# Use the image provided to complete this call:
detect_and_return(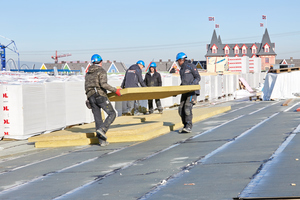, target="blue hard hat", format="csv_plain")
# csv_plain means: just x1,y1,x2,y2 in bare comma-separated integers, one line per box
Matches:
176,52,187,61
149,62,157,68
91,54,102,64
136,60,145,67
